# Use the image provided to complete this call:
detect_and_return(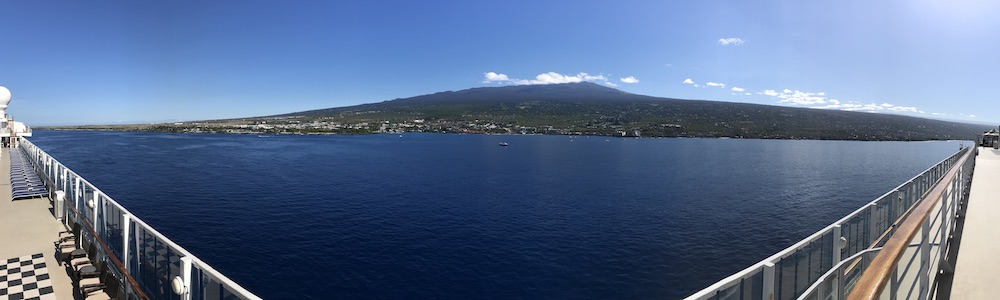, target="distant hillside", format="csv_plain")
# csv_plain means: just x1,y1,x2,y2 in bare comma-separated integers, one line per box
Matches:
260,82,988,140
48,82,993,140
